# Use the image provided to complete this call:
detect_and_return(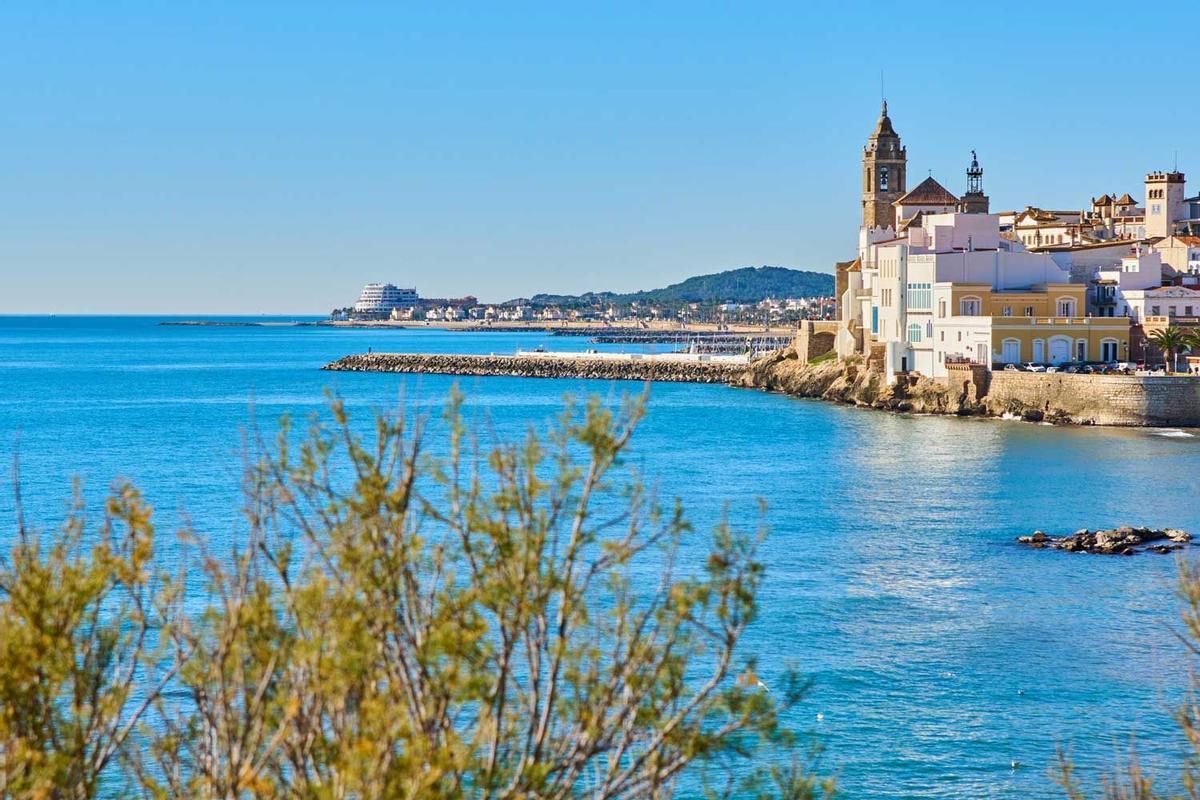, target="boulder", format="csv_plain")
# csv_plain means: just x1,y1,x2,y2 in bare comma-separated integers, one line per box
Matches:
1017,526,1192,556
